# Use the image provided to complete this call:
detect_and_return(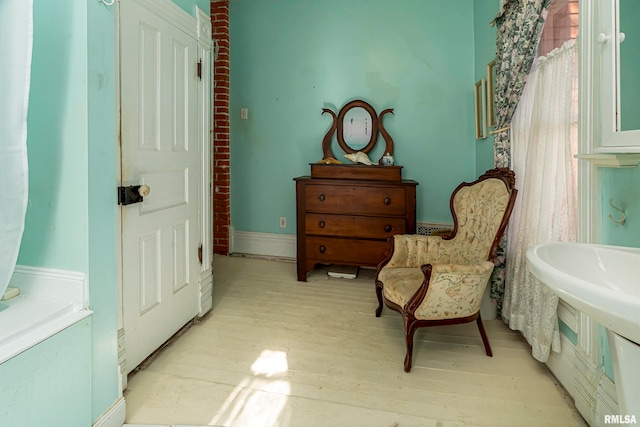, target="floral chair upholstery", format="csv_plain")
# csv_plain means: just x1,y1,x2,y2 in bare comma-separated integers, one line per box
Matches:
375,168,517,372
